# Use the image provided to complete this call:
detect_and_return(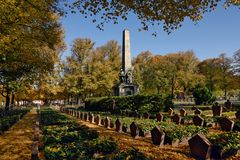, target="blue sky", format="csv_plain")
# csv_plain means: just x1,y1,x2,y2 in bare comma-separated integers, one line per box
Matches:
60,5,240,60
